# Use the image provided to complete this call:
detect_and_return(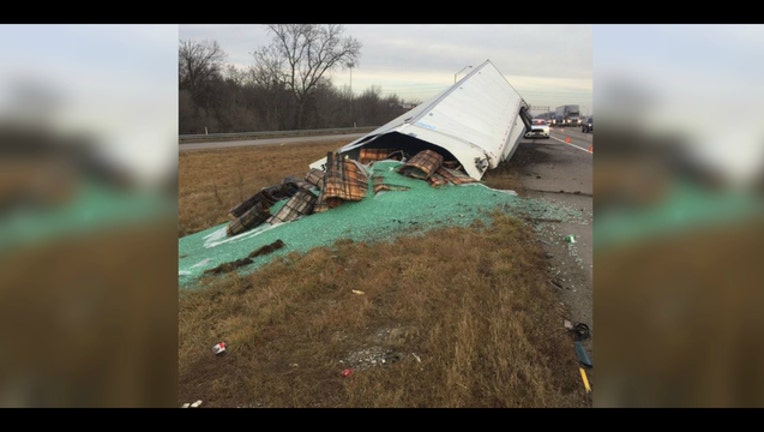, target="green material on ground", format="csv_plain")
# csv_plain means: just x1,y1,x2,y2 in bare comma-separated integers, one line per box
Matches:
0,178,174,253
179,161,585,290
594,180,764,251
